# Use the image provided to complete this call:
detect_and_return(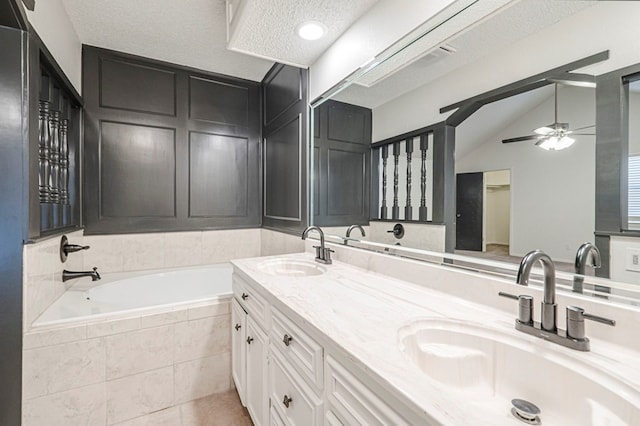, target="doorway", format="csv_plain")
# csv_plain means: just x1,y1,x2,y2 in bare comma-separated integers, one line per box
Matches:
456,169,511,256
